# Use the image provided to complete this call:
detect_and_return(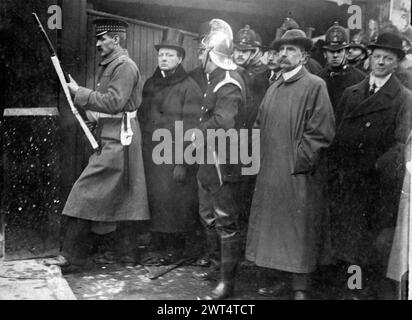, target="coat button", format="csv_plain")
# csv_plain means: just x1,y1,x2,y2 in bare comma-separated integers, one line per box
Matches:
358,142,364,148
199,118,202,122
203,93,207,97
365,122,371,128
201,106,205,111
97,83,101,87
